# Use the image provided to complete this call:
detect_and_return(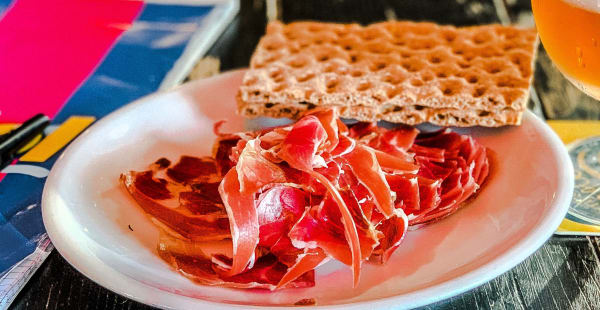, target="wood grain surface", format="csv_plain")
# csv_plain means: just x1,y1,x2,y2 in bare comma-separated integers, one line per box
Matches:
10,0,600,309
